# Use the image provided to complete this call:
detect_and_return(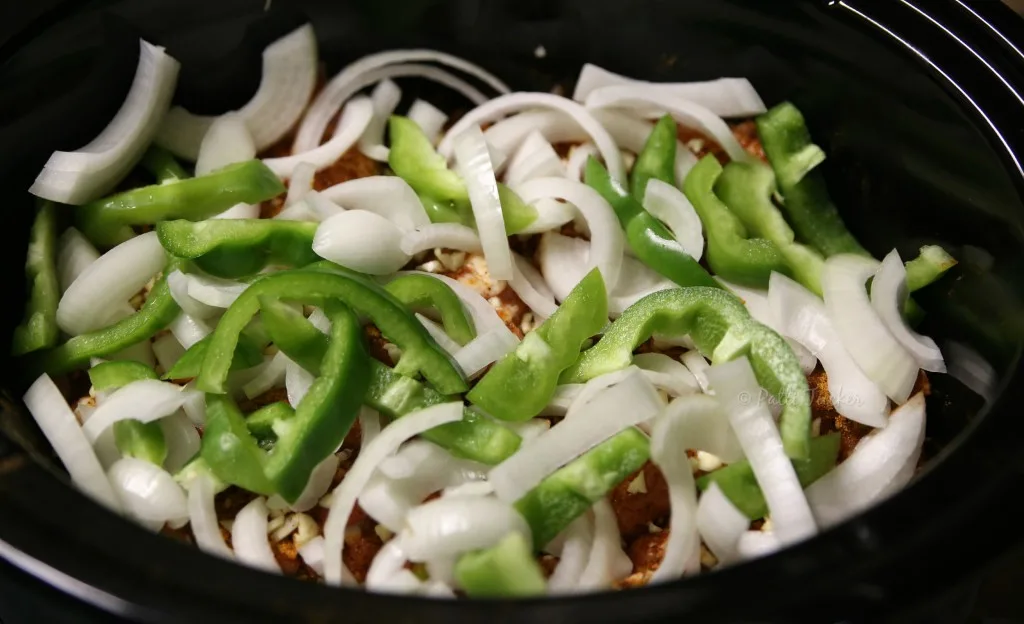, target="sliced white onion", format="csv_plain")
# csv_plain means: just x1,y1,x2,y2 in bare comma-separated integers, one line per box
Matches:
504,130,566,186
168,313,211,350
585,86,752,163
194,114,255,177
159,411,200,474
359,79,403,161
823,255,918,403
300,190,345,222
659,393,743,463
515,198,576,235
57,228,100,294
401,271,510,335
57,231,166,336
454,329,520,378
452,125,513,280
509,253,558,320
264,96,374,179
871,251,945,372
769,272,889,427
408,99,448,146
573,65,766,118
805,393,926,528
232,497,281,574
295,50,507,153
643,179,704,261
439,94,626,184
632,352,700,398
681,351,711,393
541,384,583,417
649,395,702,581
707,358,817,545
298,535,326,576
284,162,317,207
547,514,594,594
721,279,818,375
285,357,316,406
489,367,661,503
366,536,410,590
166,270,220,320
323,402,463,585
107,457,187,526
152,333,186,373
24,375,122,512
185,273,249,309
400,224,481,256
31,41,179,204
417,314,461,356
736,530,781,560
319,176,428,232
565,143,599,182
401,496,530,561
267,454,339,516
186,473,233,559
696,482,749,566
313,209,409,275
242,353,289,399
156,25,317,159
82,380,193,443
577,499,632,590
442,480,496,499
213,203,261,220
